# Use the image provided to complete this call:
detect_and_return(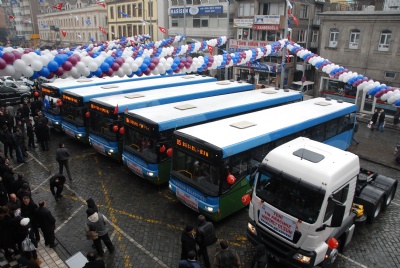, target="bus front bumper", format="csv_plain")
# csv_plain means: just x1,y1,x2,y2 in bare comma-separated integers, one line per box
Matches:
49,118,63,131
122,154,160,184
89,137,121,161
62,125,88,143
